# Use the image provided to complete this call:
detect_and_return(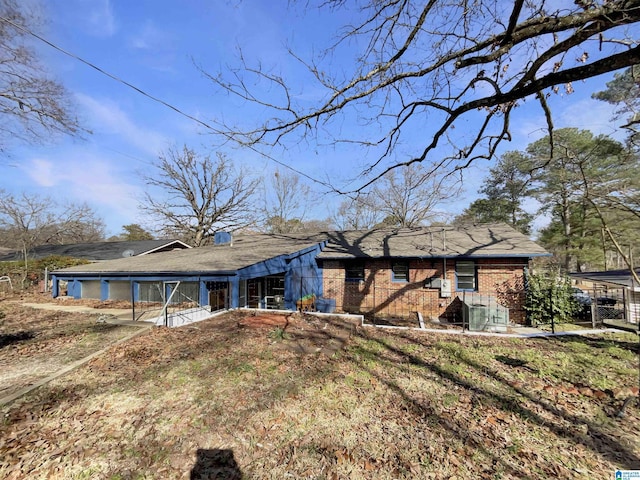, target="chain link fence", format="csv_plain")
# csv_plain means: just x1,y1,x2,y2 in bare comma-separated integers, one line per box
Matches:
133,281,207,326
587,285,639,328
